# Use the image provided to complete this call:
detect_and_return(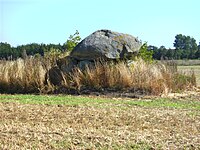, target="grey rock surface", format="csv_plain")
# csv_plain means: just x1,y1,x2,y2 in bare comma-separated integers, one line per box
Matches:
70,29,142,60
